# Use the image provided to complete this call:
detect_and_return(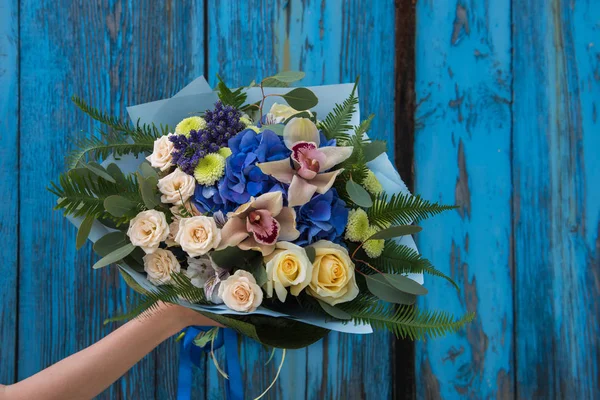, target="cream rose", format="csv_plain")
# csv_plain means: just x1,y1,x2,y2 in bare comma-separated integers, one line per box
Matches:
264,242,313,302
146,134,175,171
218,270,263,312
306,240,359,306
157,168,195,204
127,210,169,254
143,248,180,285
174,216,221,257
